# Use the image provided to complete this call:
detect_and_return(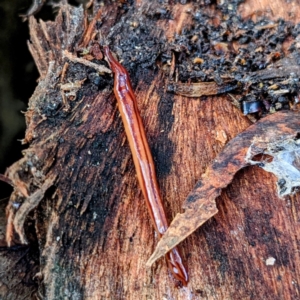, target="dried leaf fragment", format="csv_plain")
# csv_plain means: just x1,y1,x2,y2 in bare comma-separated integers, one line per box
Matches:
147,111,300,266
